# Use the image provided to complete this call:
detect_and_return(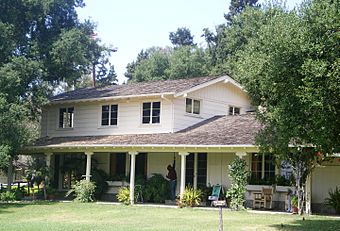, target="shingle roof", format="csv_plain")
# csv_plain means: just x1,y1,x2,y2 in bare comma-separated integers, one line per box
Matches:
50,76,220,103
33,114,261,147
